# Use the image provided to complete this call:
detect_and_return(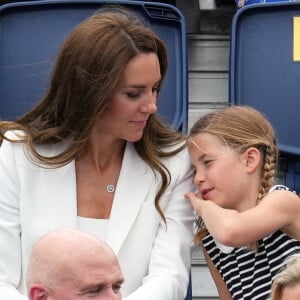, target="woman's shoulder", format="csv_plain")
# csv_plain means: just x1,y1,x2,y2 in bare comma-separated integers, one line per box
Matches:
162,142,190,164
1,130,71,158
3,129,27,141
1,130,27,155
162,144,194,181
